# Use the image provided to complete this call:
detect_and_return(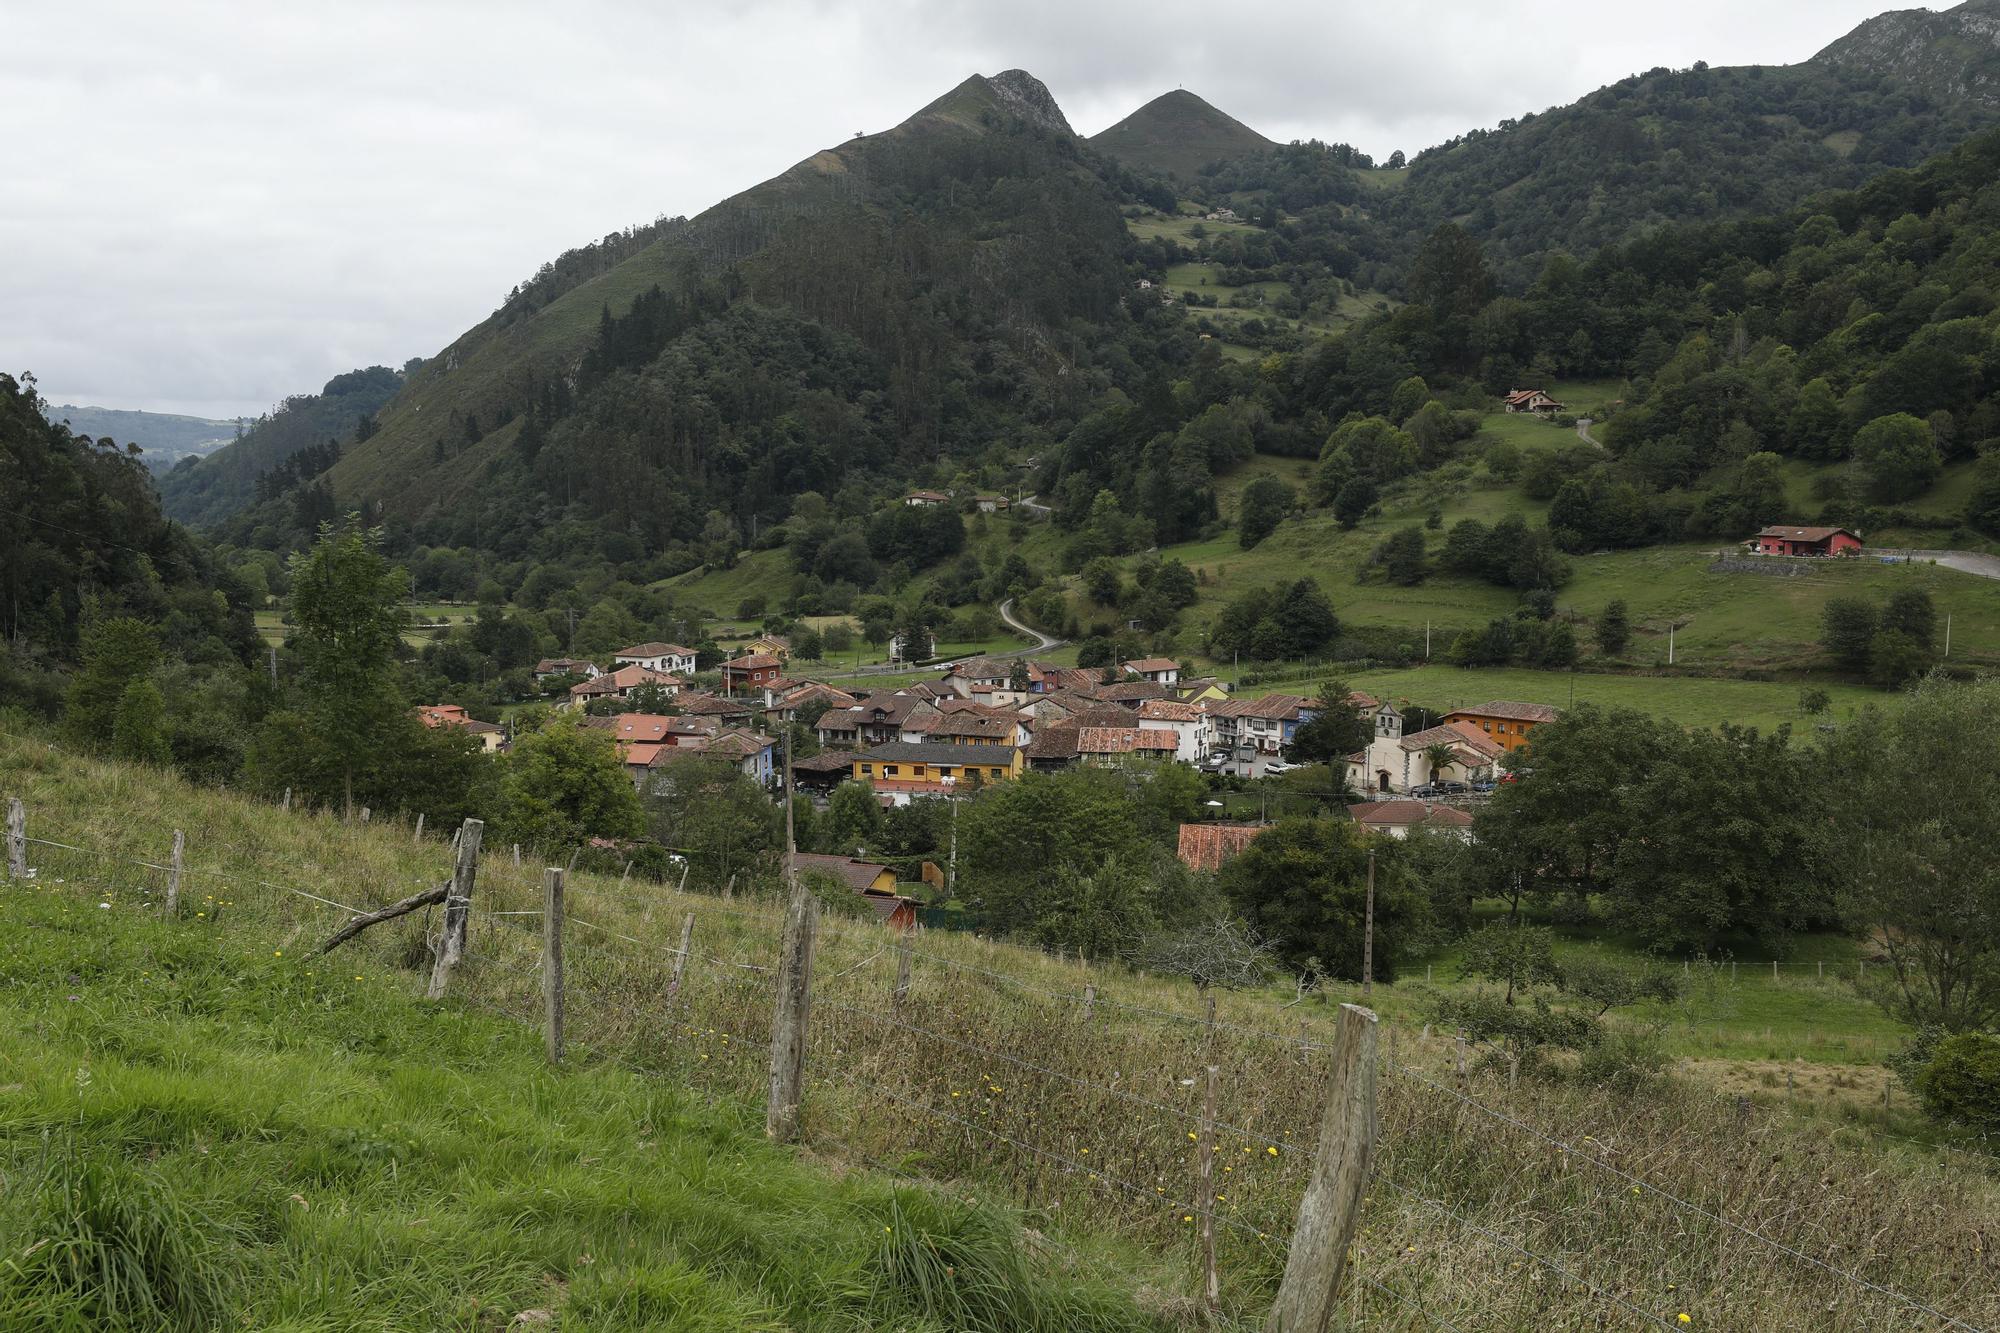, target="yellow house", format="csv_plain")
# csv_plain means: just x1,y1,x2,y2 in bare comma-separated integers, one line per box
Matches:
1177,678,1231,706
1440,700,1561,754
851,741,1023,806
